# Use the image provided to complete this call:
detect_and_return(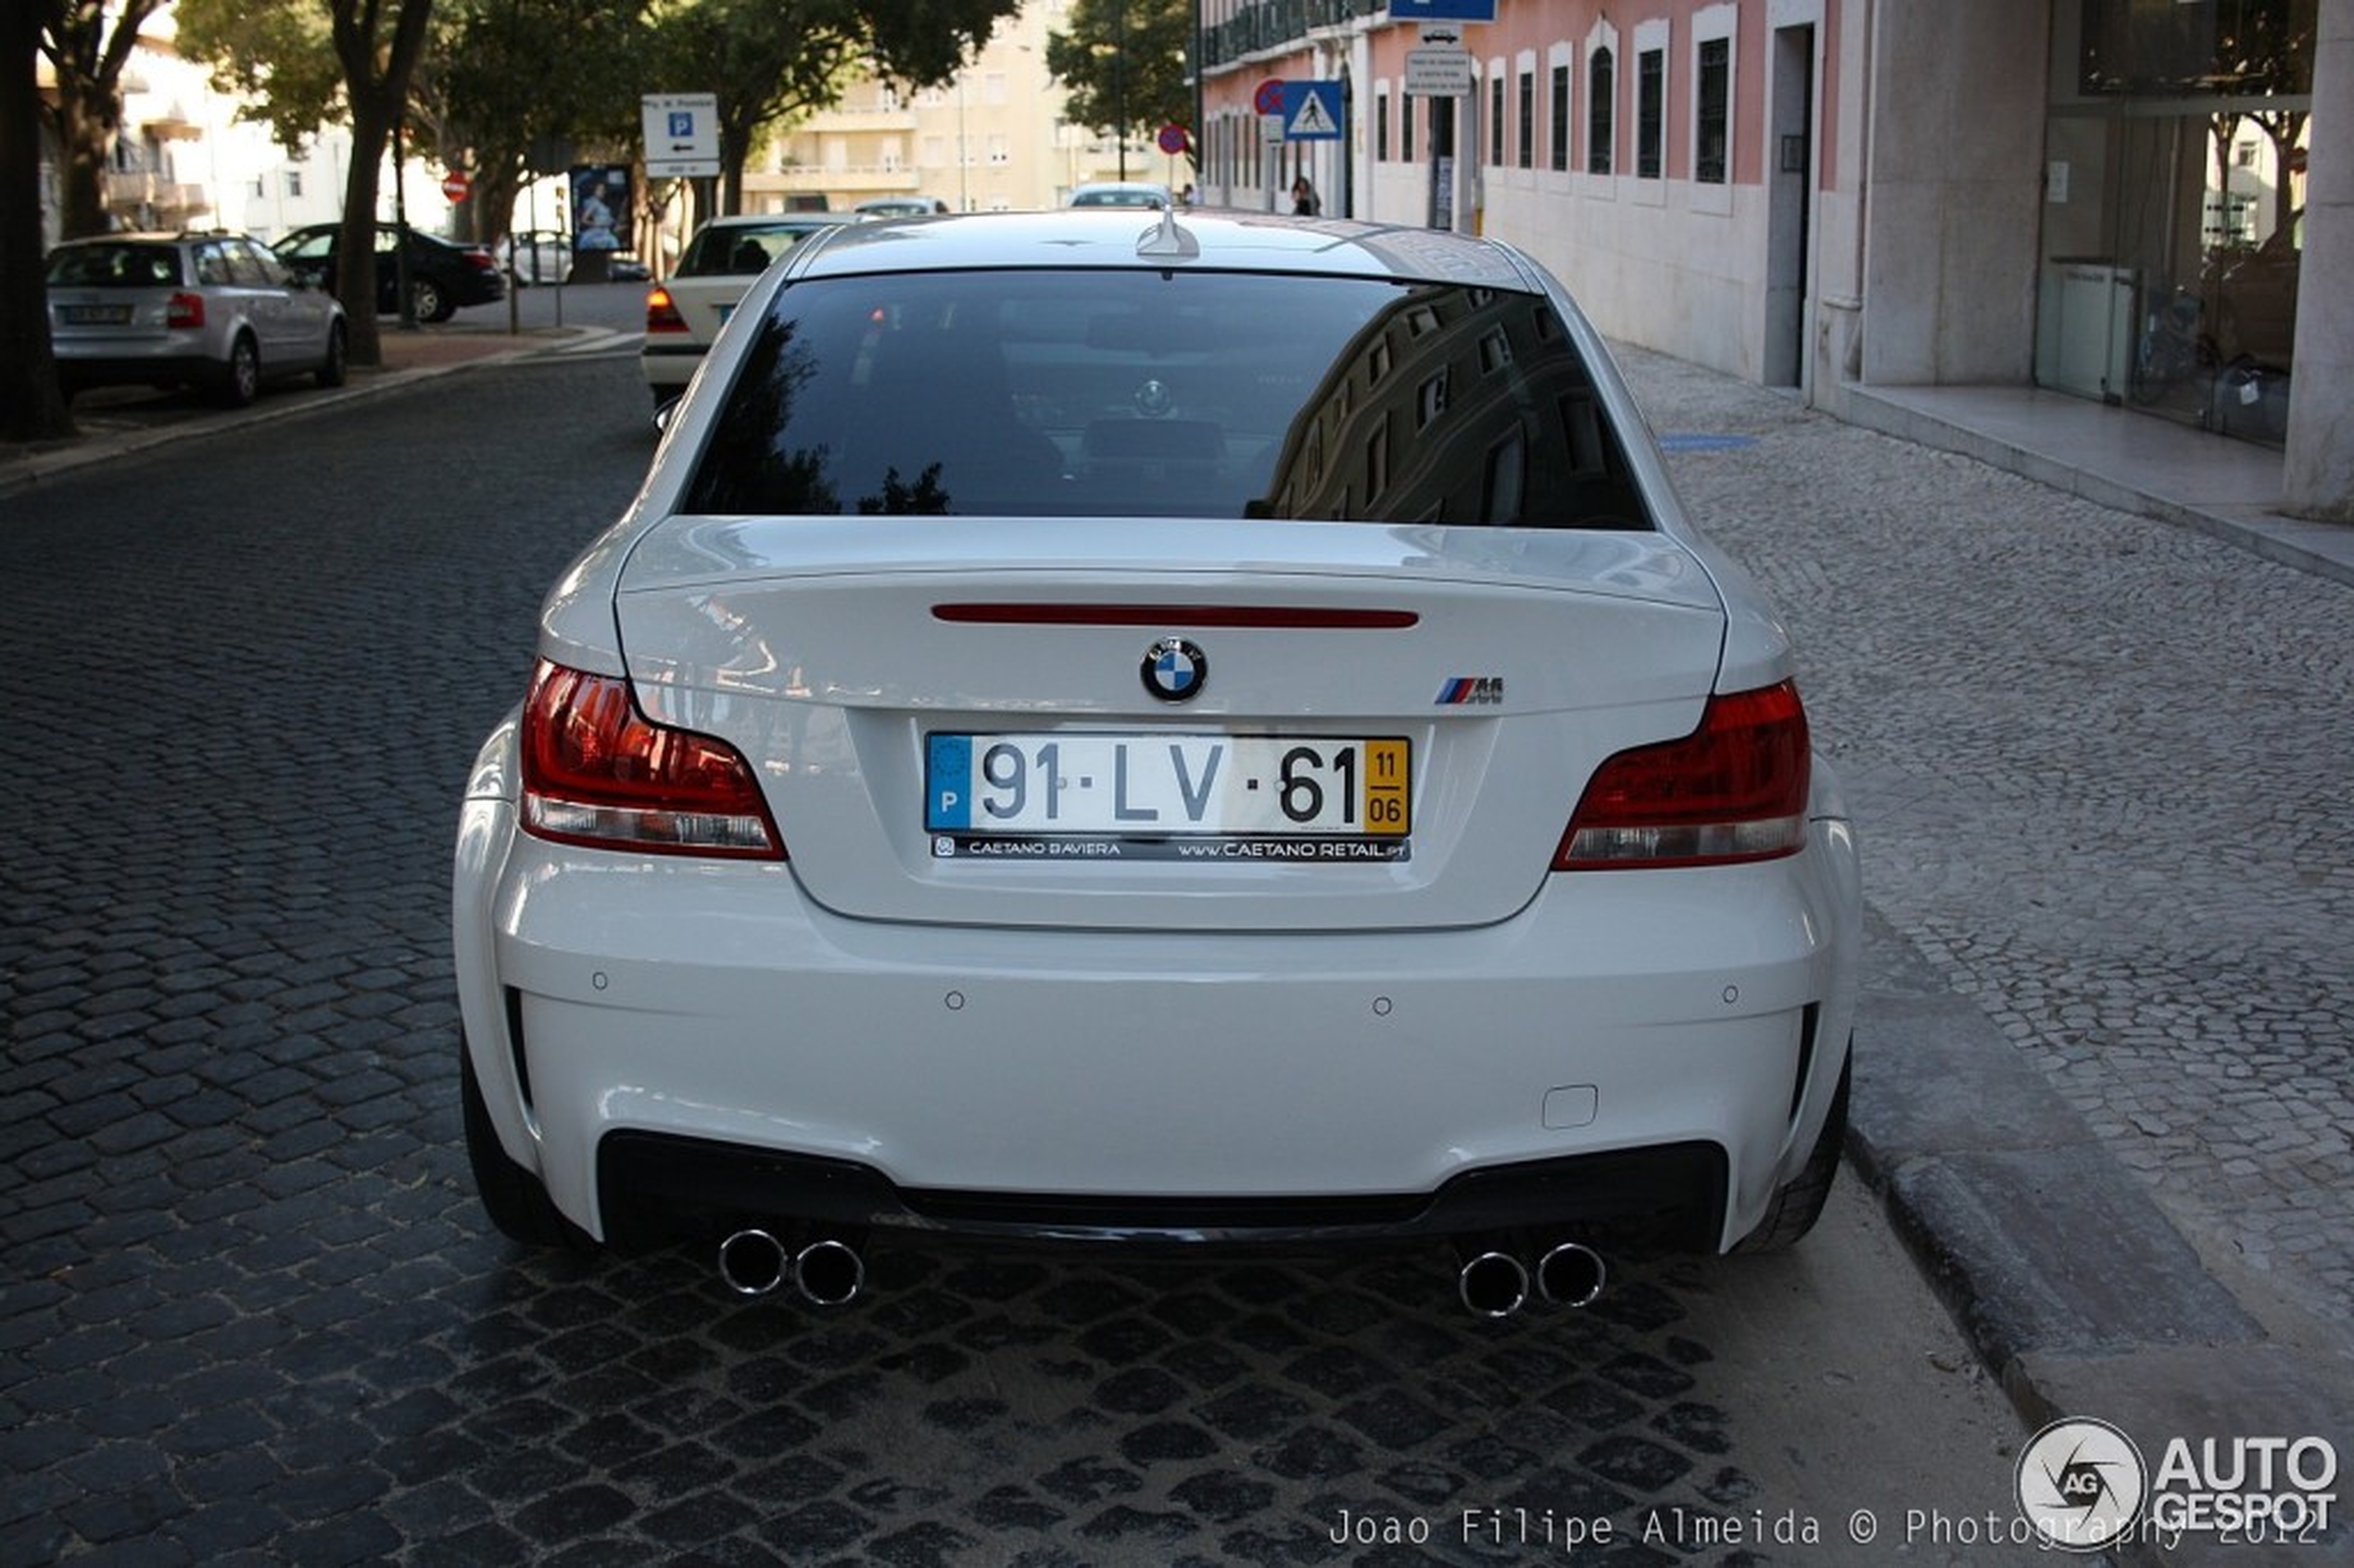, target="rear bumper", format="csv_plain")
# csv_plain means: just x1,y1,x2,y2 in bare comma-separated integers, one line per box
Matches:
55,347,223,386
600,1132,1728,1250
640,342,704,391
456,770,1860,1256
